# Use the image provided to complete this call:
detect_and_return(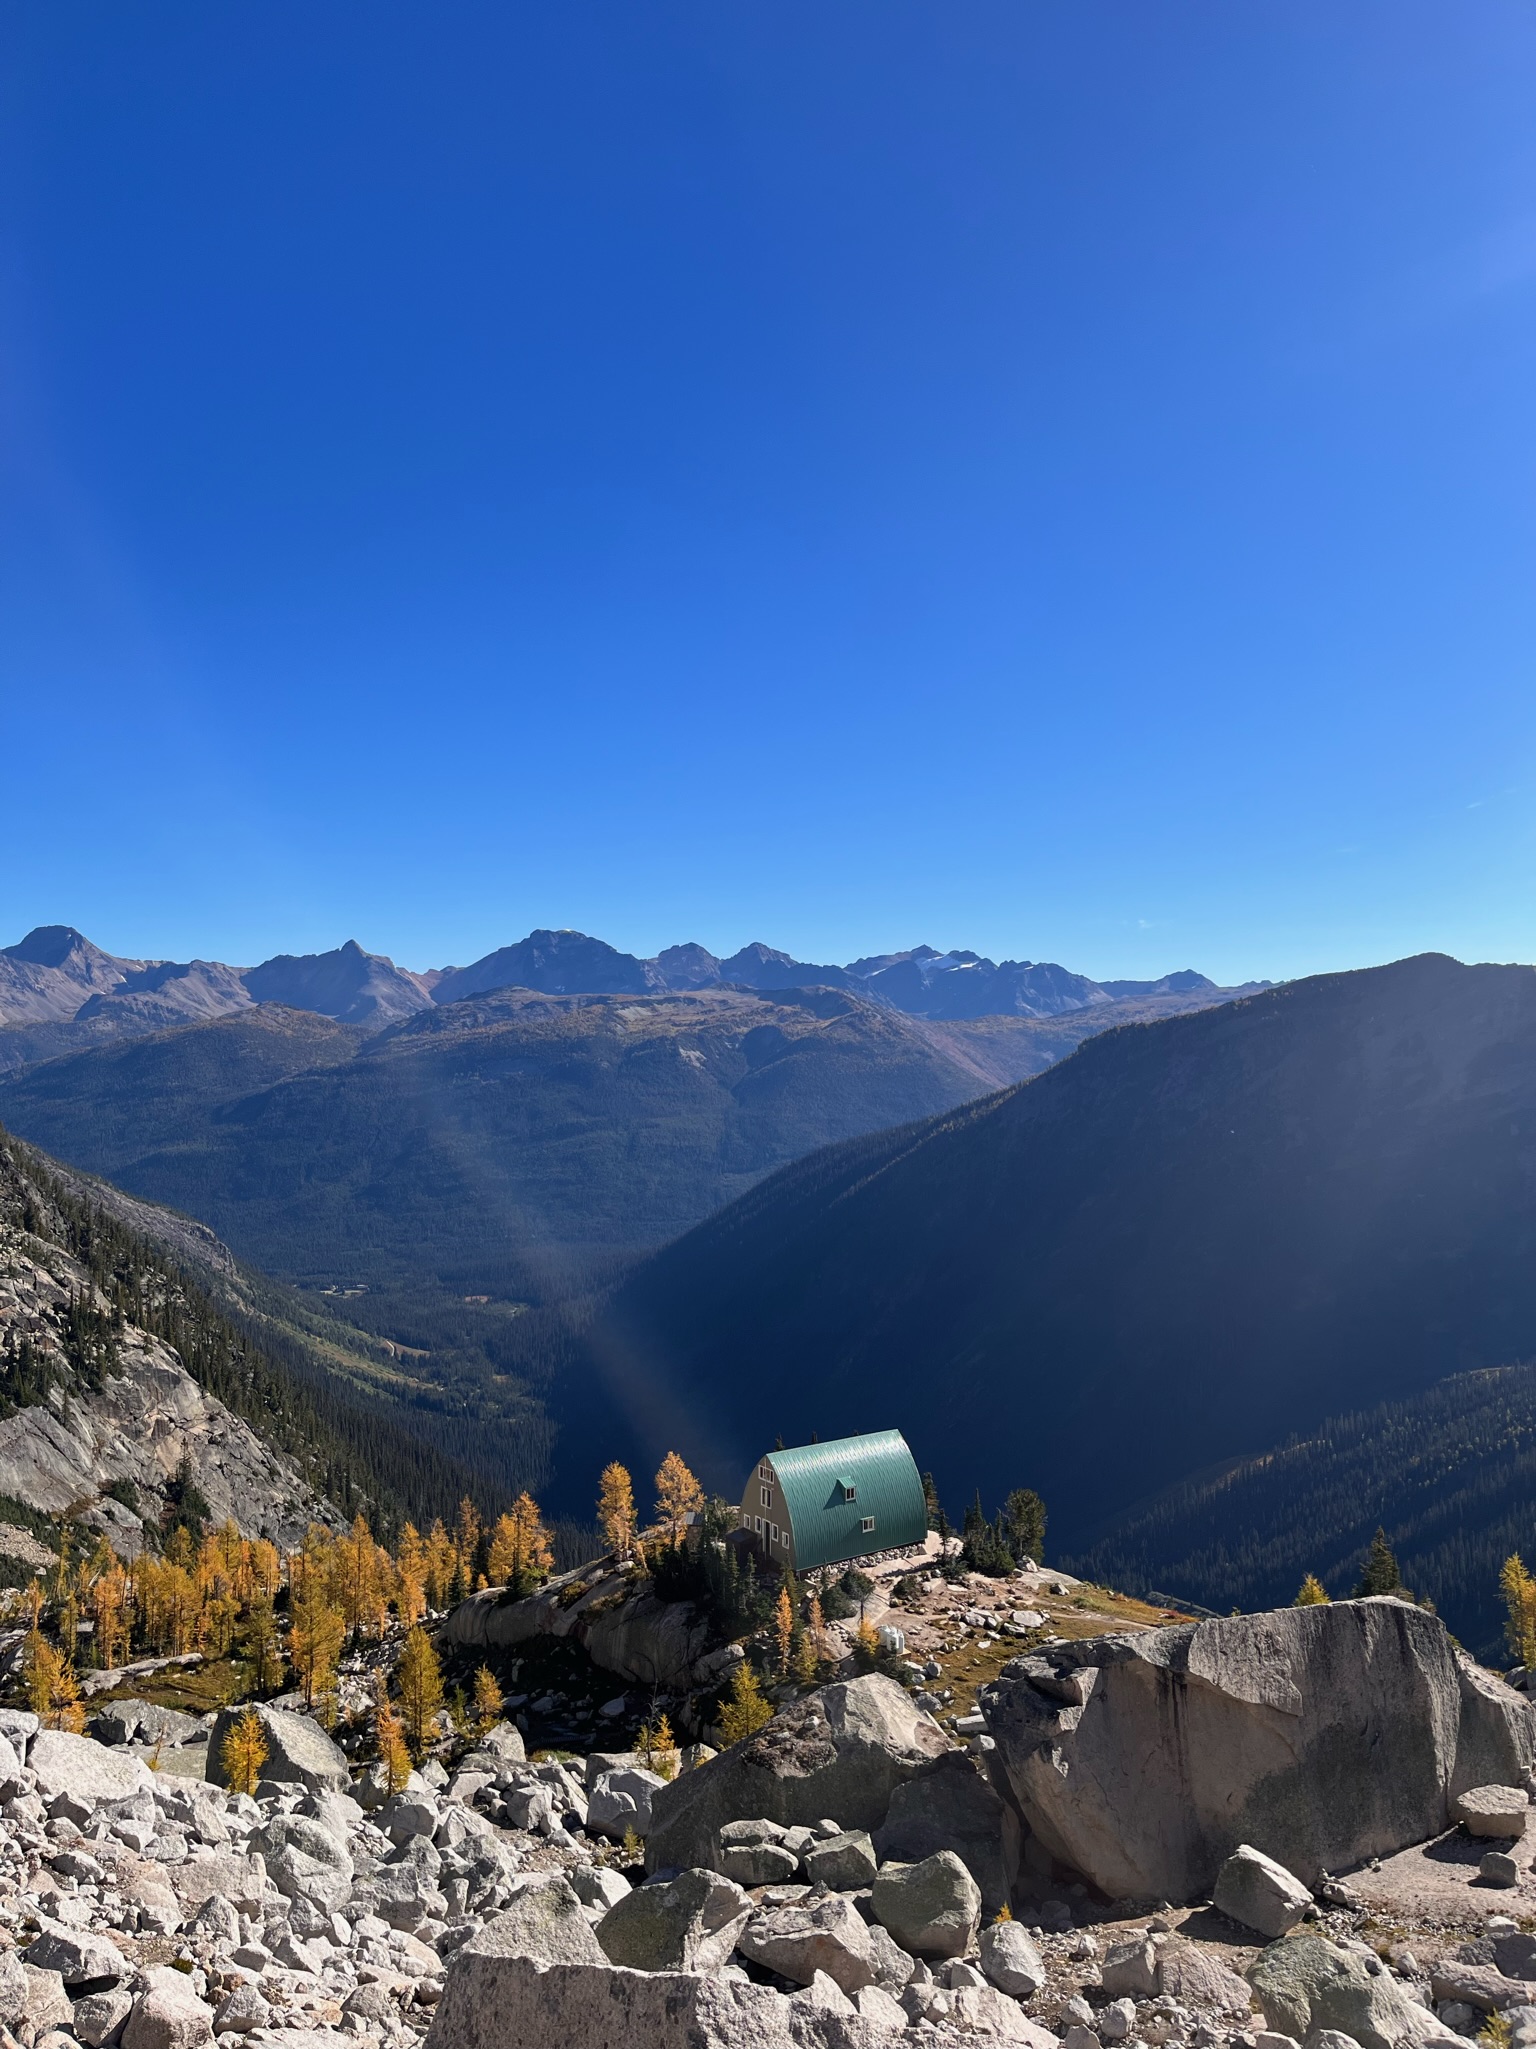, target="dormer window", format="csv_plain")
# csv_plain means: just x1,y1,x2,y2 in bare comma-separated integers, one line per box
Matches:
841,1481,857,1502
